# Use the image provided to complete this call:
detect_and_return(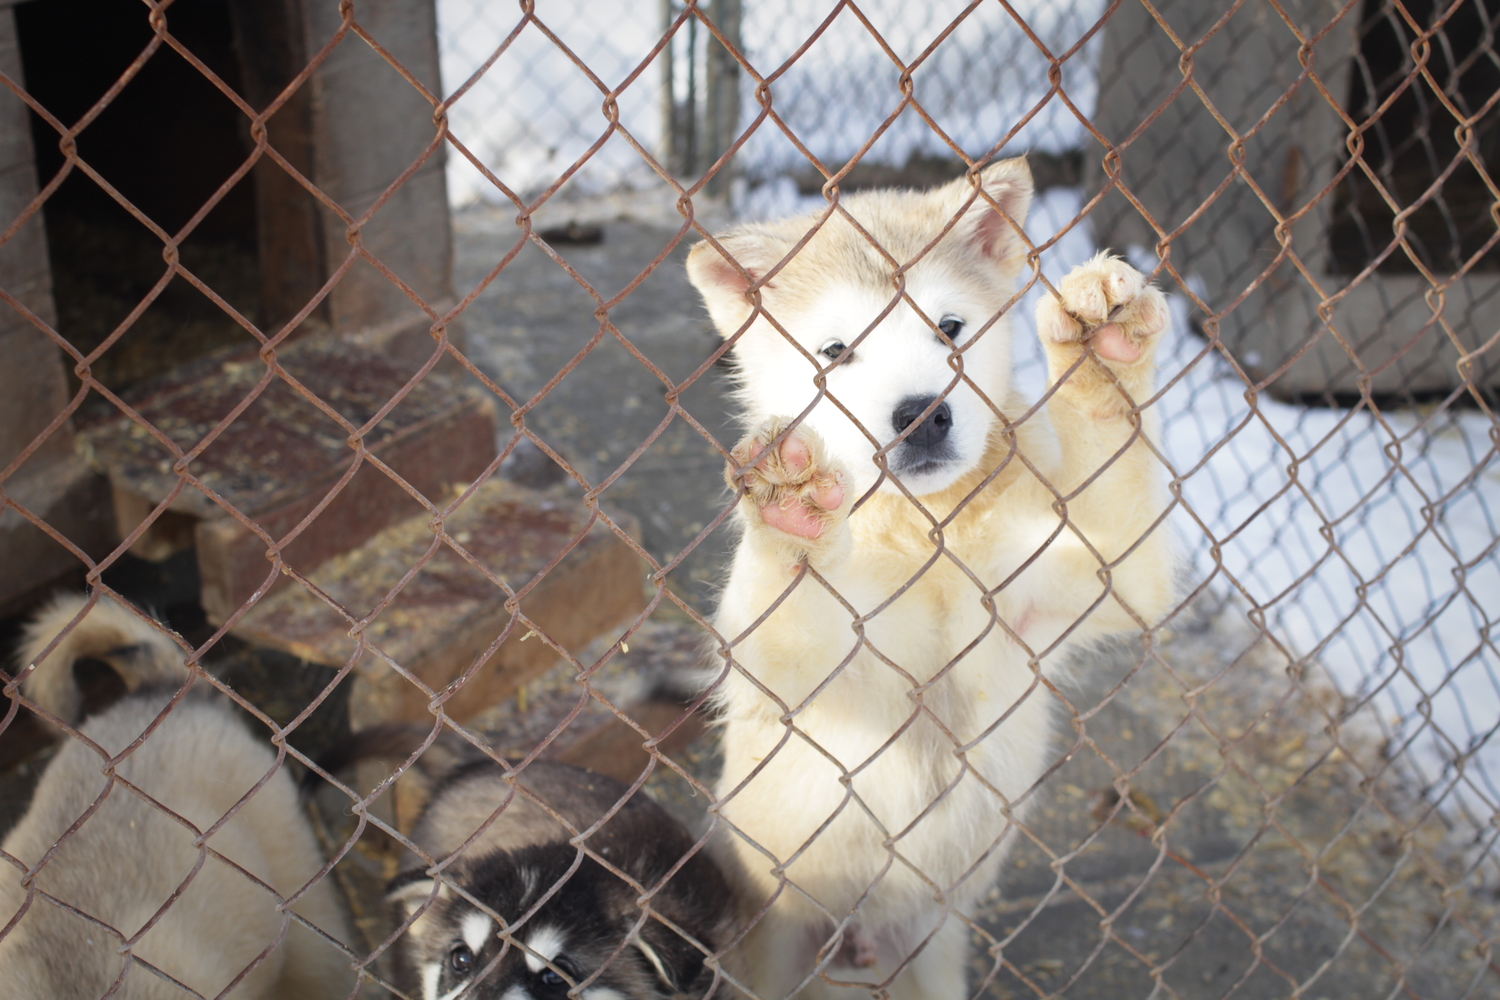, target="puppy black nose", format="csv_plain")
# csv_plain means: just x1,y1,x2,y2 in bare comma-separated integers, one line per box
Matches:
892,395,952,450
